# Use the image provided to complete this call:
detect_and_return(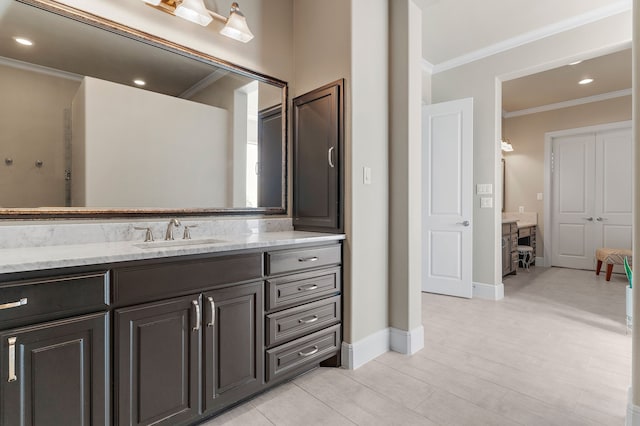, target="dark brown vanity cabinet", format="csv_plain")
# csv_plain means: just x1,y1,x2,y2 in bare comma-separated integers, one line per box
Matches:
113,254,264,425
293,80,344,233
0,272,110,426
